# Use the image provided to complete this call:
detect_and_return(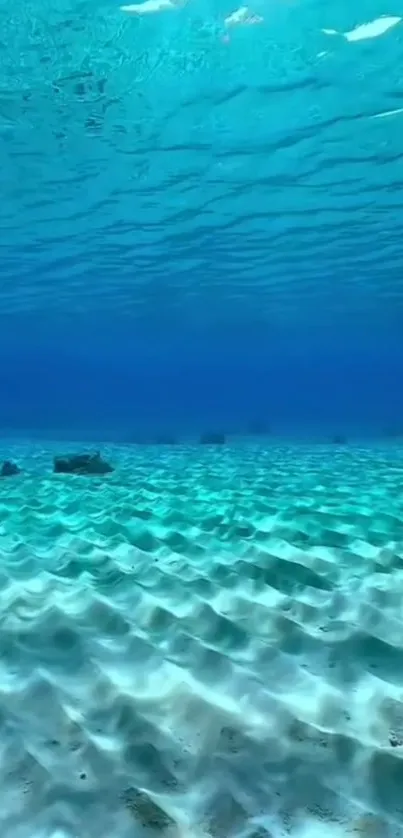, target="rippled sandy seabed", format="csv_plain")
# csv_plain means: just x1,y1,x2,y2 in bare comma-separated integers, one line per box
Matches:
1,441,403,838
